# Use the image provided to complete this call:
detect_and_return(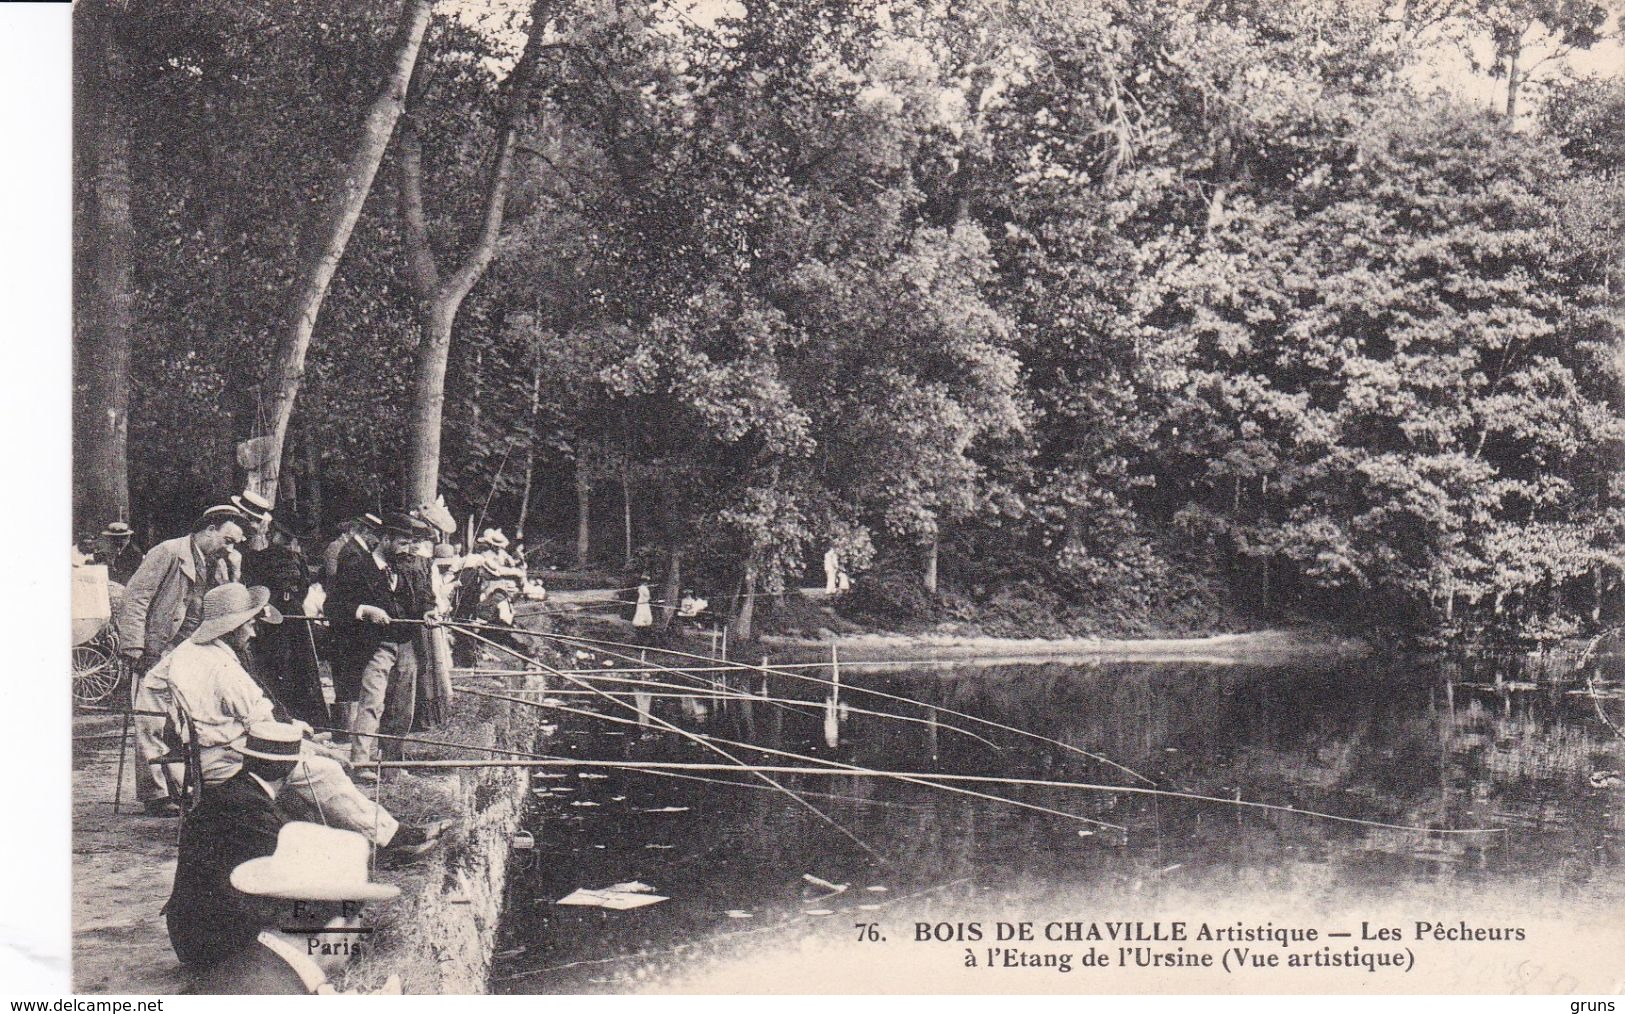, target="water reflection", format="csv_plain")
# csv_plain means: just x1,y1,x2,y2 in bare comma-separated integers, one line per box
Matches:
492,656,1624,993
